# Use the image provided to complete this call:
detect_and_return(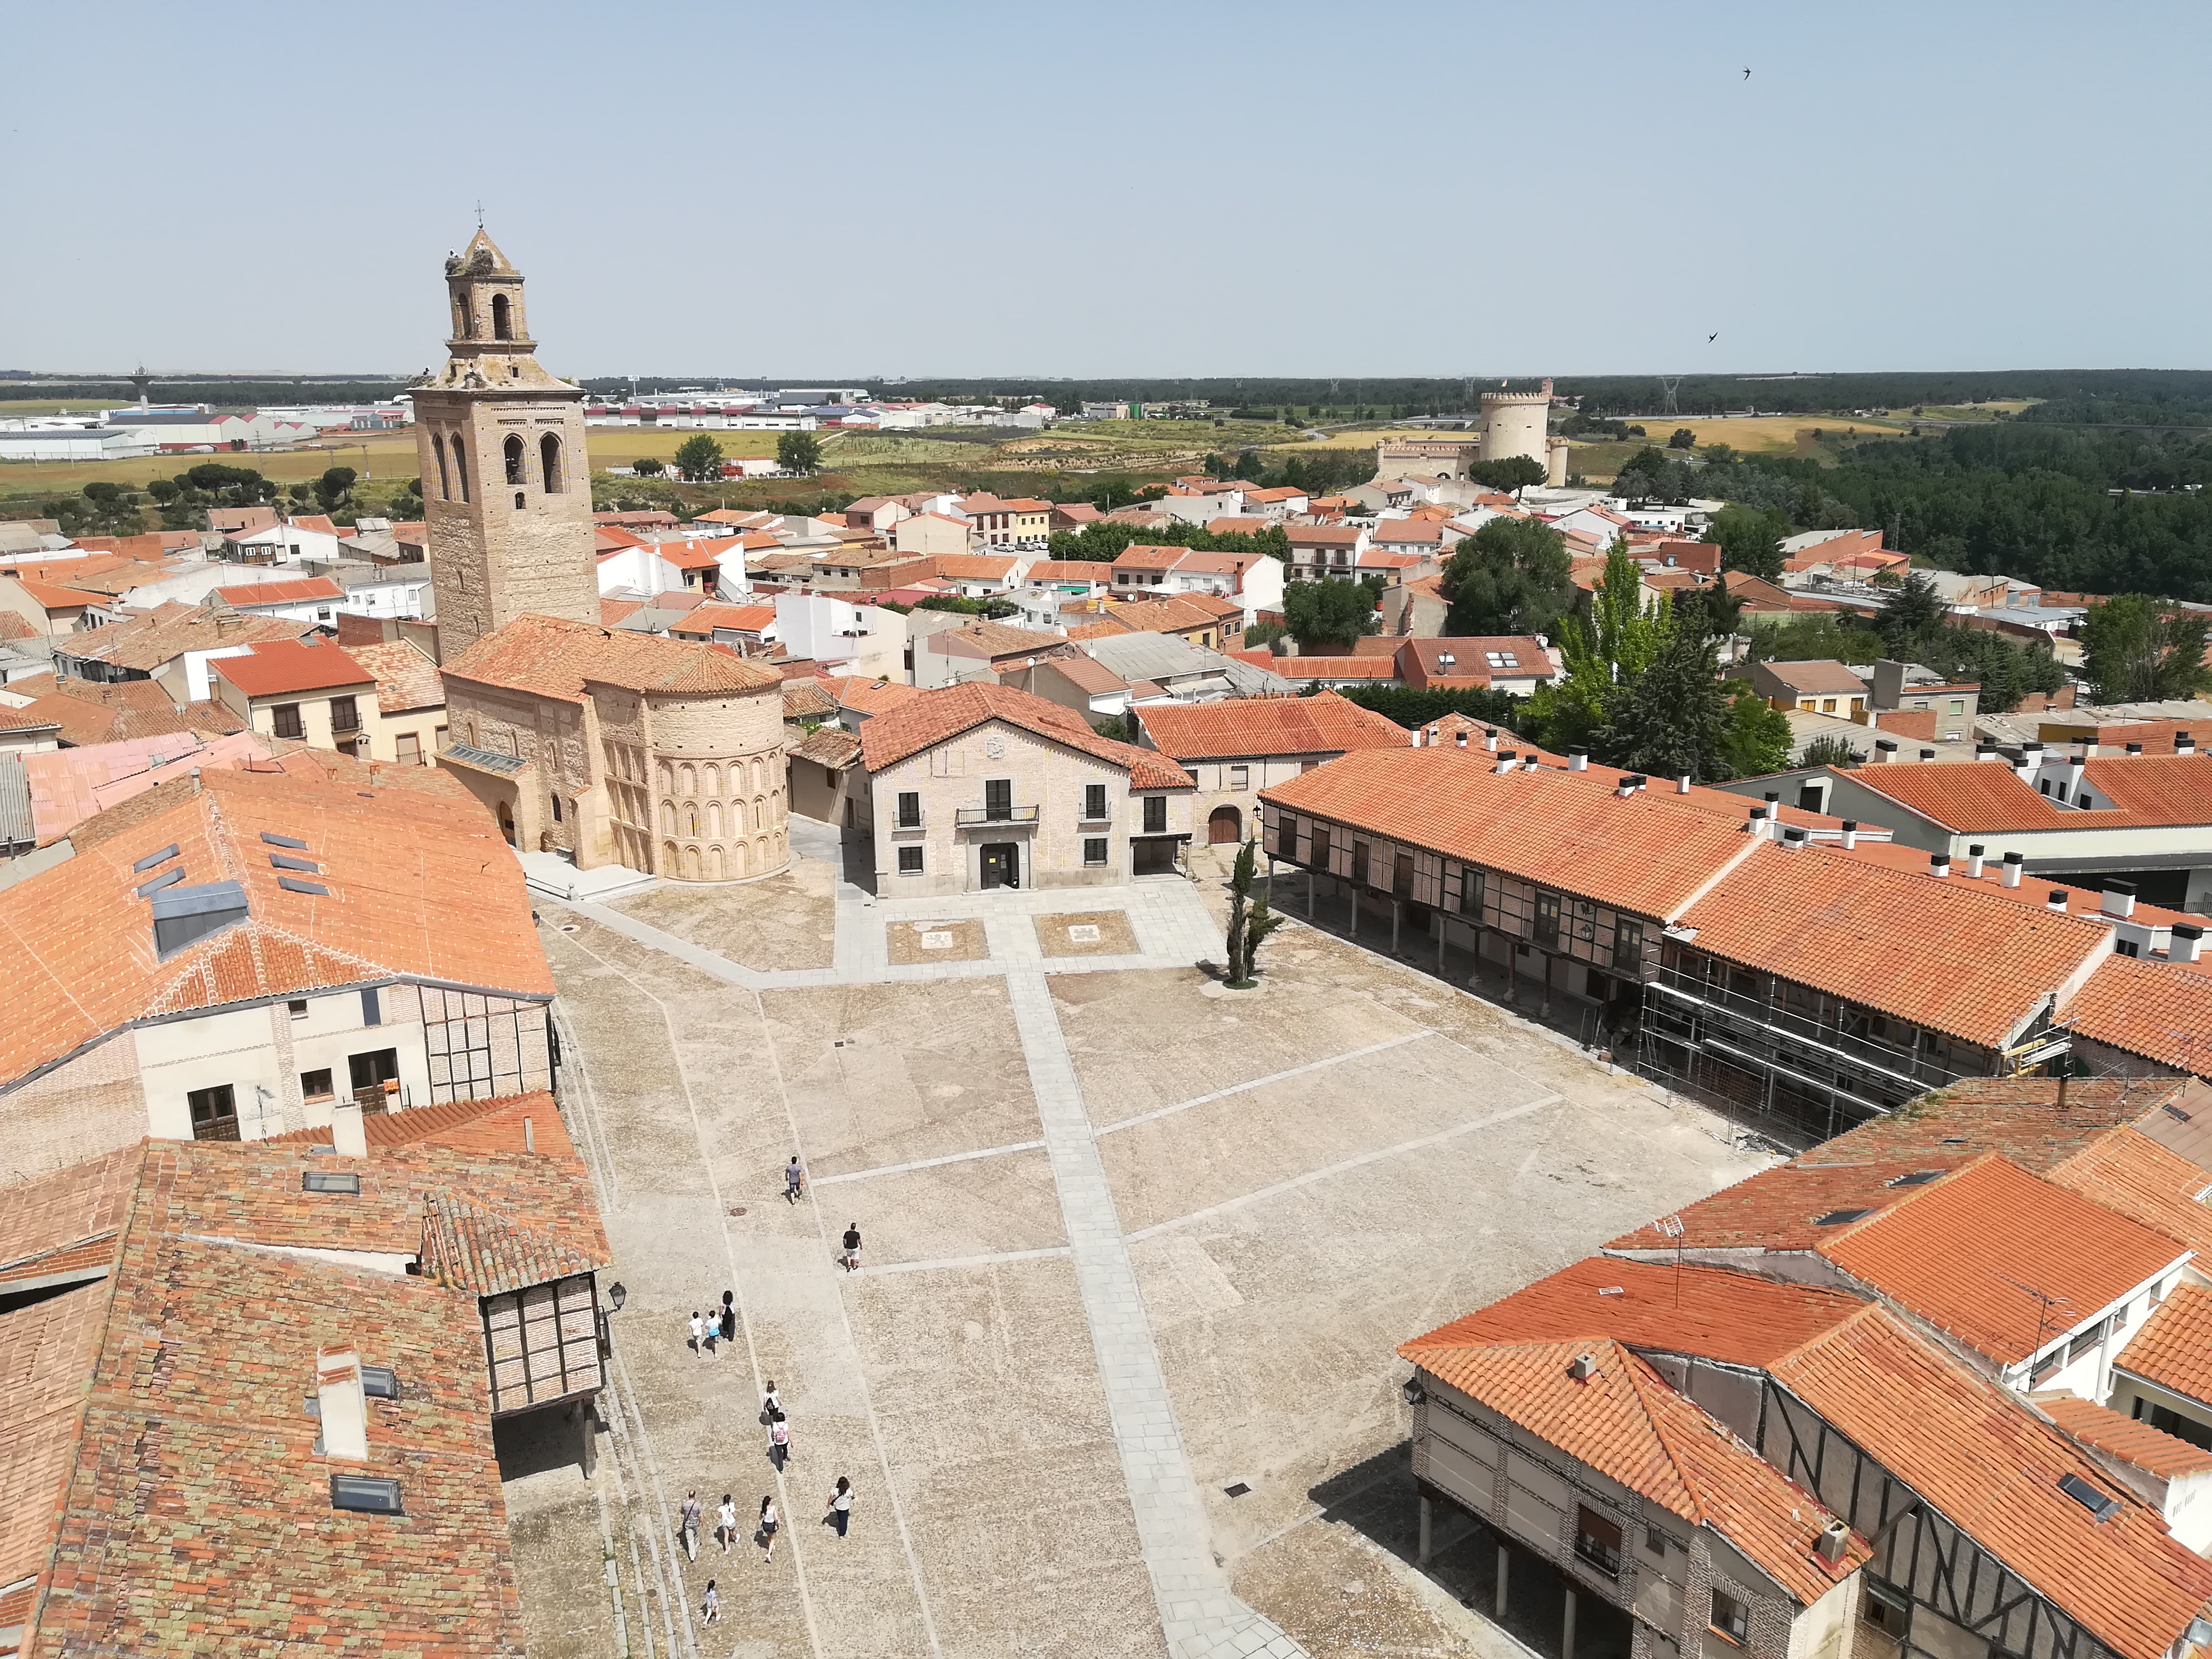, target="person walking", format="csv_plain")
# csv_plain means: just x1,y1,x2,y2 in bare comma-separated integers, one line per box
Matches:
759,1495,779,1563
761,1379,781,1418
768,1408,791,1472
784,1156,804,1204
716,1492,738,1554
678,1490,702,1561
719,1291,736,1347
688,1310,704,1359
841,1223,862,1273
825,1476,853,1539
701,1579,720,1624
